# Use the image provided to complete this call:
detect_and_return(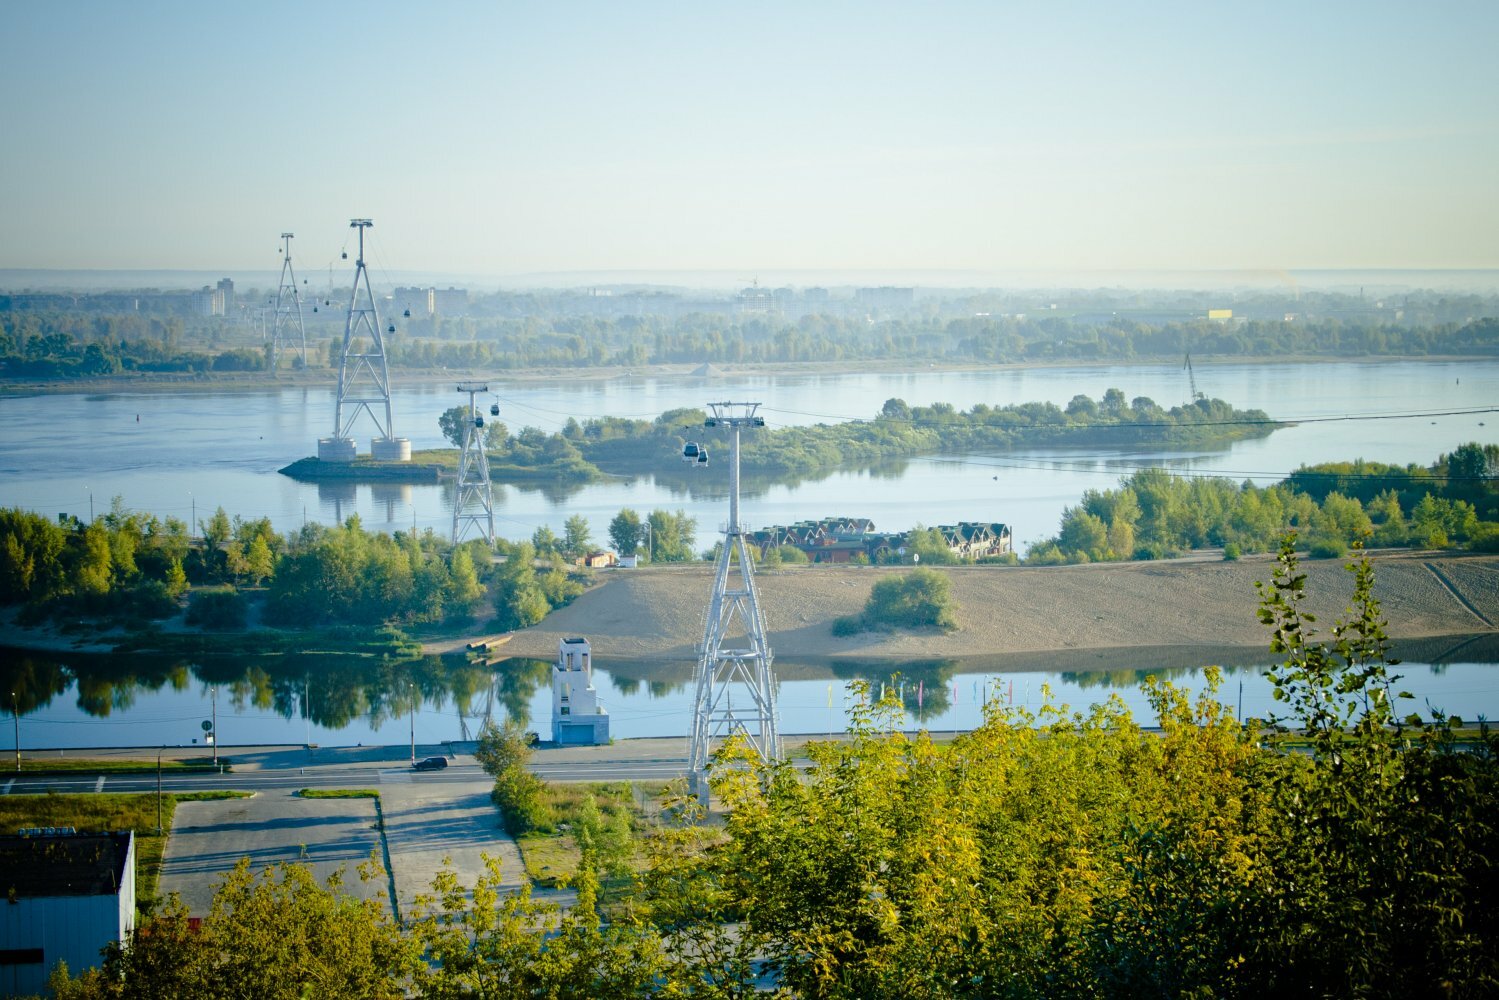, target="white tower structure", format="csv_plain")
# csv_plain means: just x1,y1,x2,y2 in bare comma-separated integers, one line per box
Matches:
318,219,410,463
269,232,307,370
452,382,495,544
552,637,610,745
688,401,780,802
